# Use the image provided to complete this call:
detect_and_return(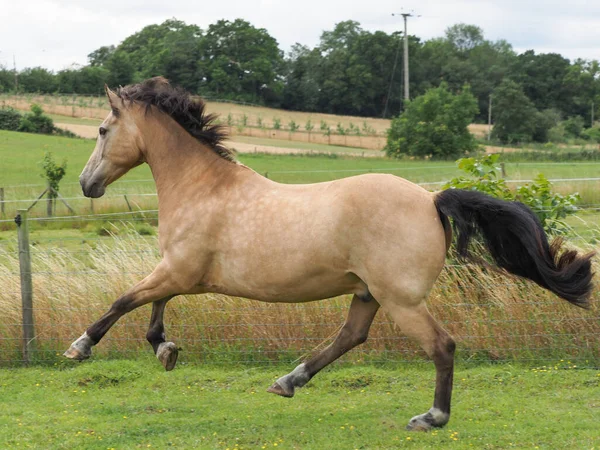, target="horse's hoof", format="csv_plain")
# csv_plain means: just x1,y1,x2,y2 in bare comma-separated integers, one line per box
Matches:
405,419,433,432
406,408,449,431
63,333,93,361
63,345,90,361
267,381,294,398
157,342,179,371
